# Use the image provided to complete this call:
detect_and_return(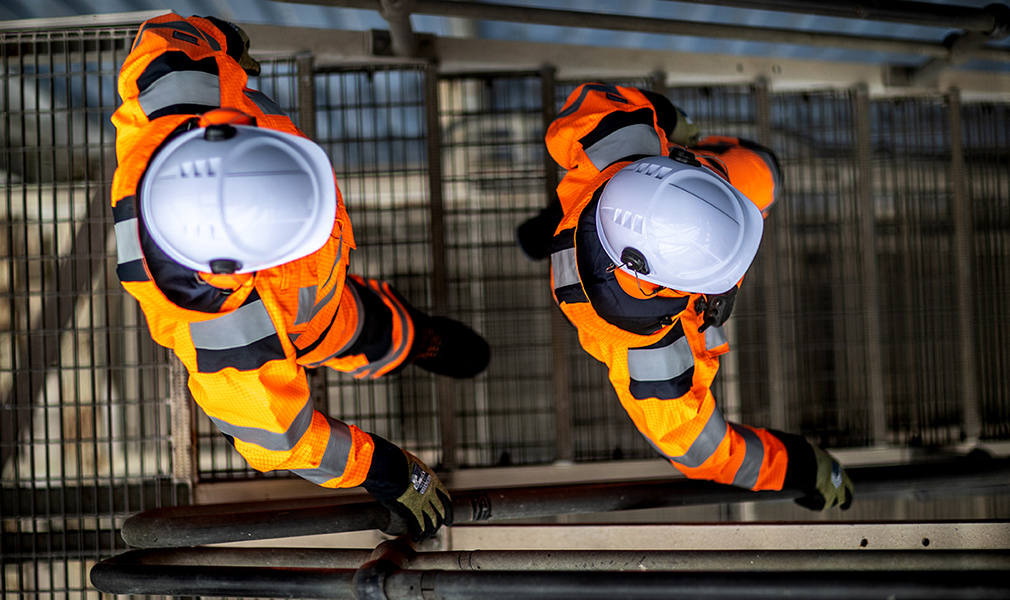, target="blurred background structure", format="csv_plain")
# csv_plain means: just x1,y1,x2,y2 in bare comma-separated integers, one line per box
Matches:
3,0,1010,597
